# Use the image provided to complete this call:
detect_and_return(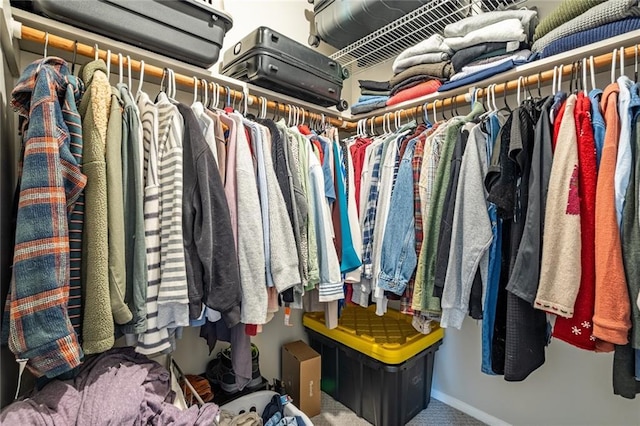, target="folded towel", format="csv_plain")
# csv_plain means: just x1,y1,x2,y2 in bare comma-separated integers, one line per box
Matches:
532,0,640,53
390,62,454,87
351,99,388,115
360,89,391,96
357,95,389,103
386,80,442,106
394,34,454,62
533,0,605,42
444,9,538,41
449,50,531,82
538,18,640,59
390,75,444,96
443,19,526,52
358,80,391,91
439,57,530,92
451,42,512,72
392,52,451,74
